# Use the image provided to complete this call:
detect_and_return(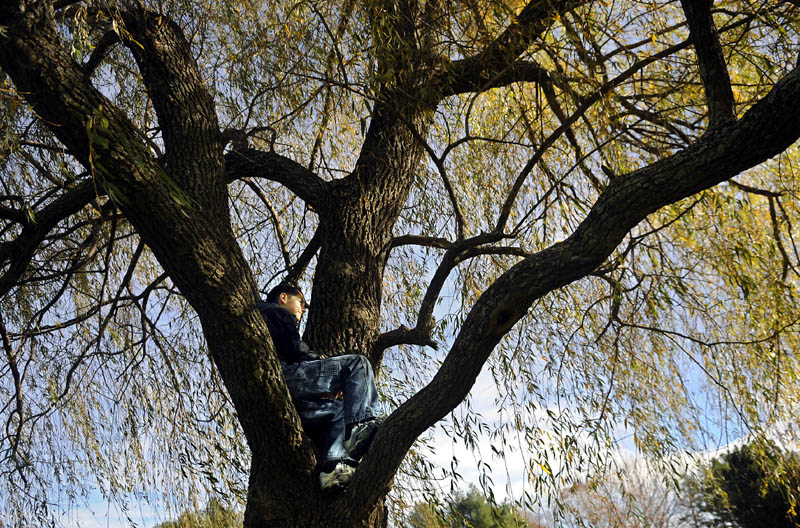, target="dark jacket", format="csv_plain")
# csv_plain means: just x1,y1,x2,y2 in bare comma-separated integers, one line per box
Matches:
256,301,320,363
